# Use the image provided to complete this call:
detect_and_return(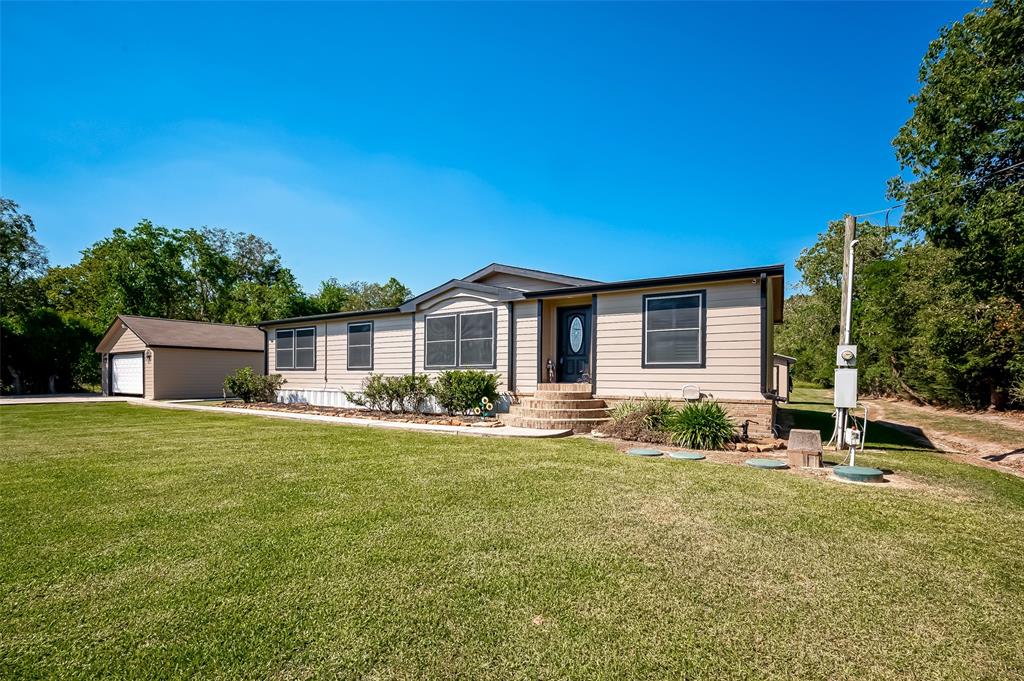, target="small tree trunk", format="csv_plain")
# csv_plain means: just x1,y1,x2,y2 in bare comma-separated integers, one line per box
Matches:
48,374,58,394
989,382,1006,411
